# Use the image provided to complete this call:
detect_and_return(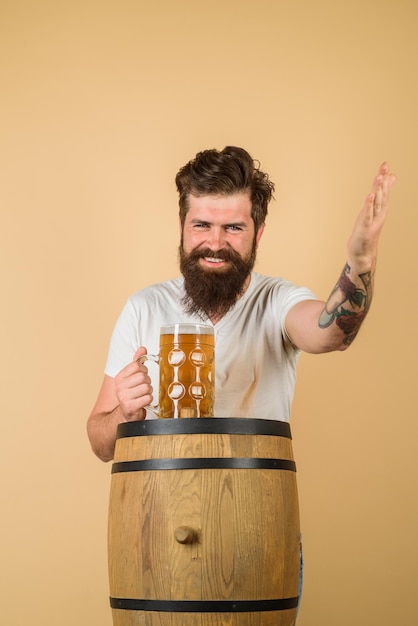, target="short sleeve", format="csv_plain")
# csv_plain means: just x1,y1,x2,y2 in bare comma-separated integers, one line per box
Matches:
104,298,140,377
